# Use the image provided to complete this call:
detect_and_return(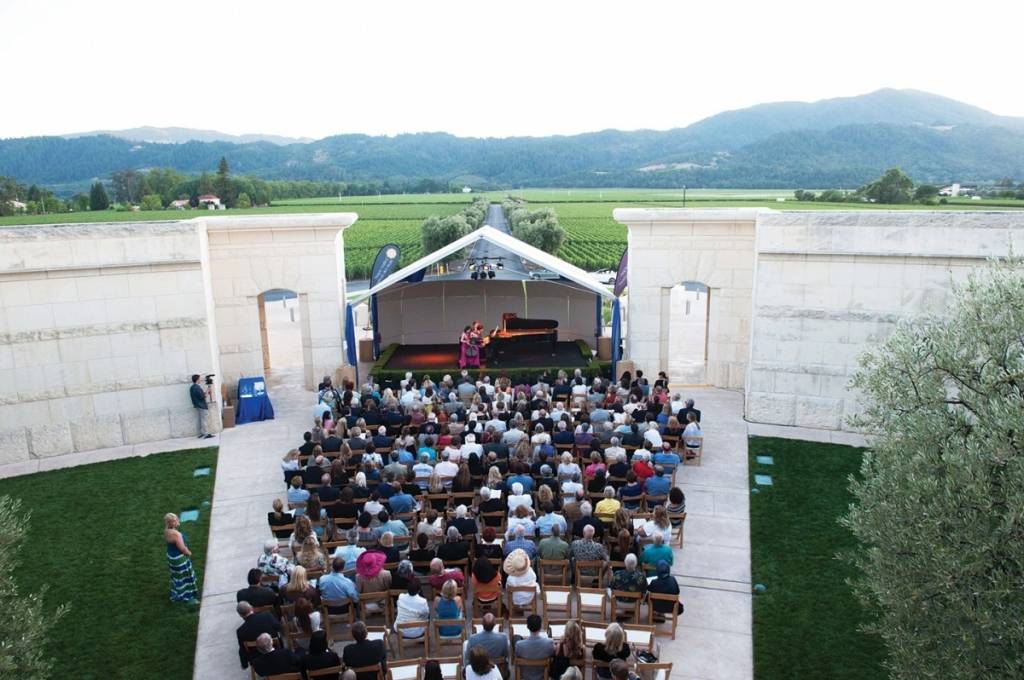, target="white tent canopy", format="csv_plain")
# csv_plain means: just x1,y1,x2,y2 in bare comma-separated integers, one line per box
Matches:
349,225,616,303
